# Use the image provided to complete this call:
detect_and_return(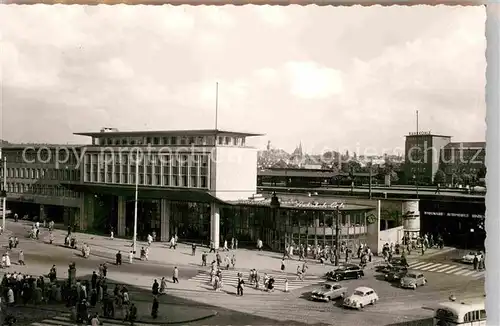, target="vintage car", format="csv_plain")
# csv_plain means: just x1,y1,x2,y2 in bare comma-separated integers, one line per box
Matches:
400,271,427,289
327,264,364,281
461,252,483,264
342,286,379,310
384,266,408,282
325,264,360,279
376,257,406,273
310,282,348,302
